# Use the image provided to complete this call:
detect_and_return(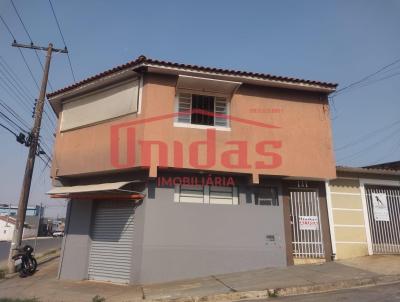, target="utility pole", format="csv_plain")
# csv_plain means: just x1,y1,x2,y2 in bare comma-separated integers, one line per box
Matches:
33,202,43,256
8,42,67,272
